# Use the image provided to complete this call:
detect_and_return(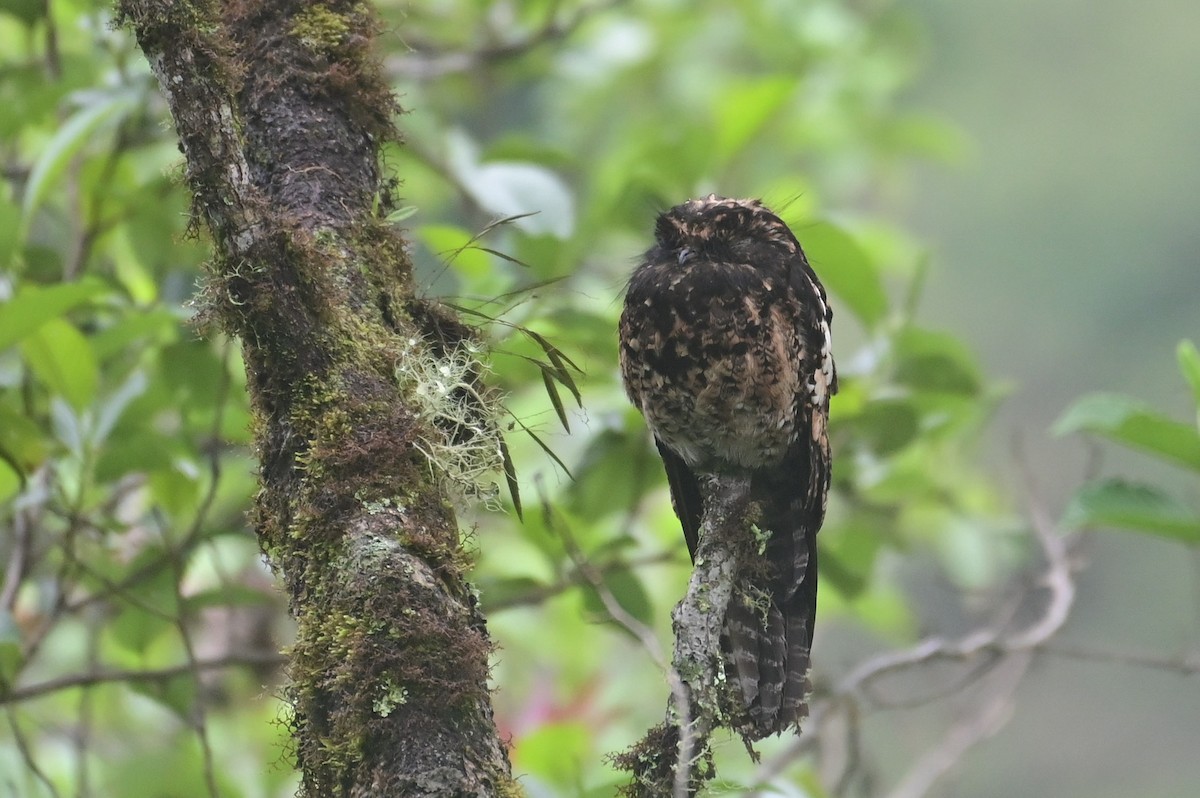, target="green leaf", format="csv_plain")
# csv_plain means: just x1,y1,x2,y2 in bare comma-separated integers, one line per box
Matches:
476,576,544,610
94,370,149,445
0,279,106,351
0,403,47,474
129,673,199,721
186,585,274,611
567,428,656,519
819,516,885,598
20,318,100,411
541,368,570,432
1063,480,1200,543
714,76,795,162
0,459,19,503
1178,339,1200,411
892,327,983,395
513,721,591,788
855,398,920,454
498,435,522,519
21,89,138,238
109,558,178,654
581,567,653,629
0,192,19,271
90,308,179,360
0,0,44,26
384,205,418,223
880,112,970,164
0,610,22,686
446,129,575,238
1054,393,1200,471
802,221,888,328
95,429,178,483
